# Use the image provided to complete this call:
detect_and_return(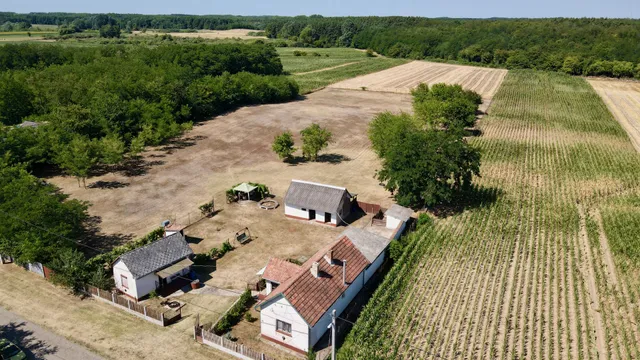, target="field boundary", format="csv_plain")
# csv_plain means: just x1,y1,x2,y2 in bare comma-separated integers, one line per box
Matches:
293,61,363,75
